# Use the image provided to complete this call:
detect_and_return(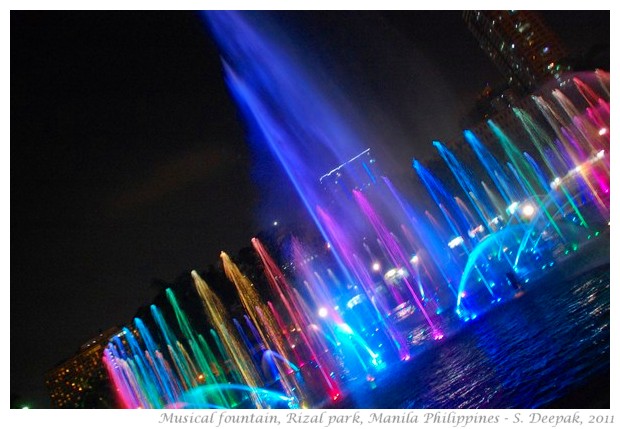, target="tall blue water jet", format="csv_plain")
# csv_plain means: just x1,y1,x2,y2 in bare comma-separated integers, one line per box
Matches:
464,129,520,205
433,141,495,230
205,12,368,240
522,153,549,193
413,159,473,243
383,176,460,300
